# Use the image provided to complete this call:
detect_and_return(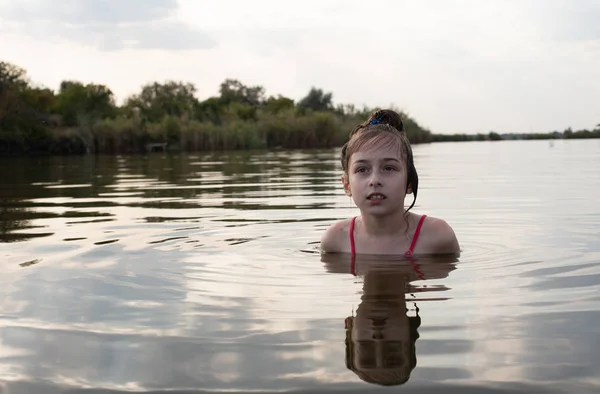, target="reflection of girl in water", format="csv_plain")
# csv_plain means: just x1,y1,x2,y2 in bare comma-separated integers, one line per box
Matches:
345,268,421,386
322,253,457,386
